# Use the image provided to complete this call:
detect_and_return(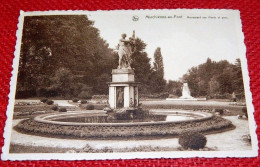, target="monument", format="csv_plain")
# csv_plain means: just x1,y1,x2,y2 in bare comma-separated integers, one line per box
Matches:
108,31,139,109
166,82,206,101
179,83,194,99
